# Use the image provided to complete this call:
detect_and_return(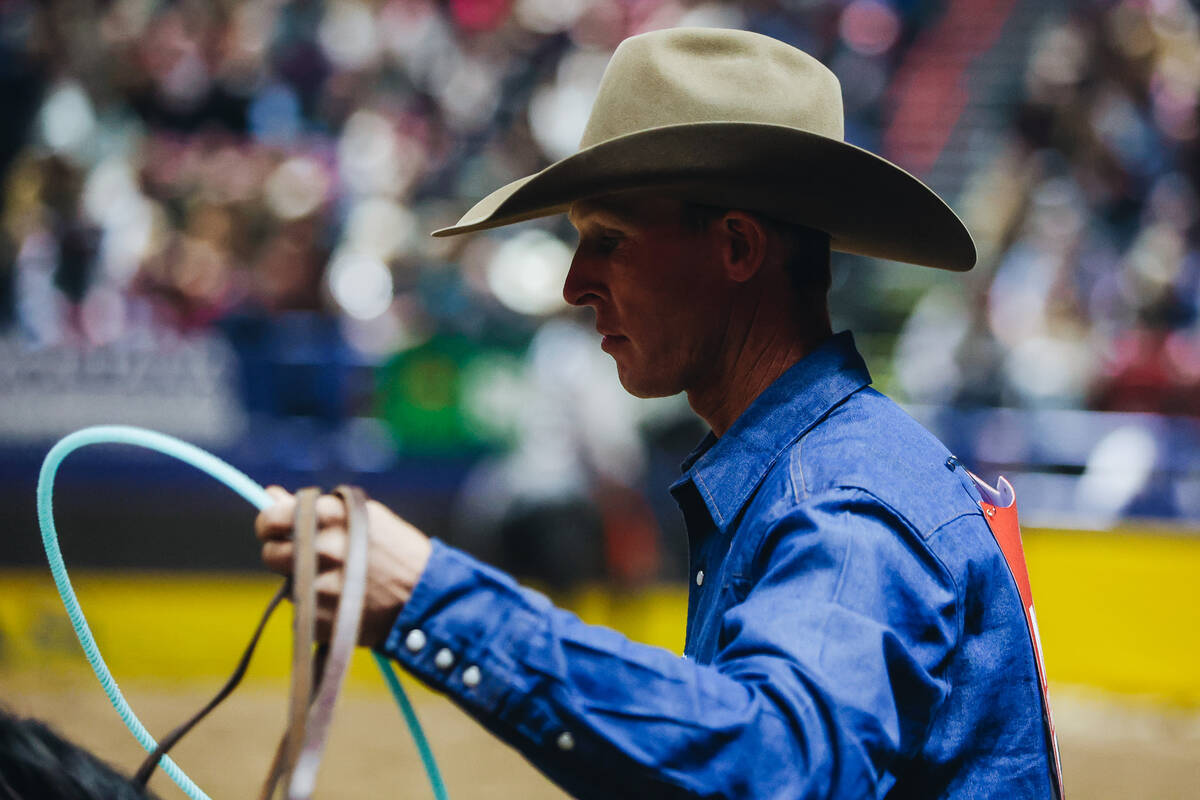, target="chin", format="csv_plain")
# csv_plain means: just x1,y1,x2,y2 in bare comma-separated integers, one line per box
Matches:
615,366,682,399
